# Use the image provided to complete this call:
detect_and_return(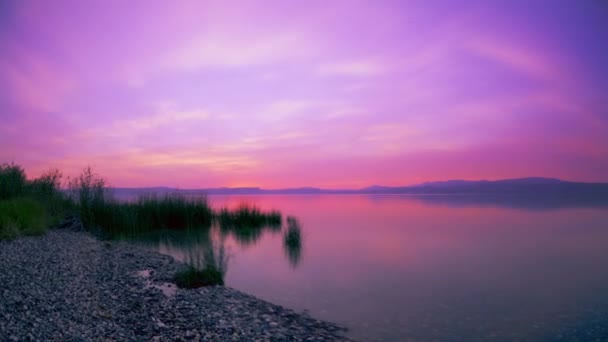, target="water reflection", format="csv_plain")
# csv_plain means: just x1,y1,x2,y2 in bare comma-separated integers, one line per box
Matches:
204,194,608,342
216,204,282,247
218,217,282,247
388,193,608,210
129,210,305,278
183,234,228,276
283,217,303,268
121,193,608,341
